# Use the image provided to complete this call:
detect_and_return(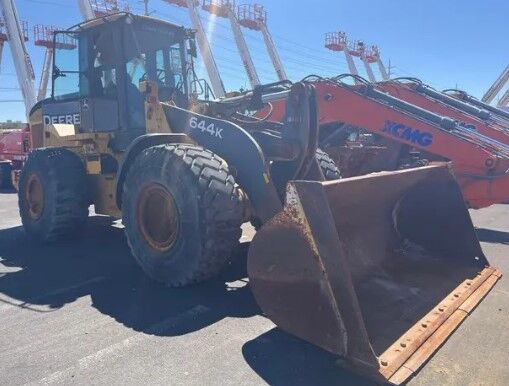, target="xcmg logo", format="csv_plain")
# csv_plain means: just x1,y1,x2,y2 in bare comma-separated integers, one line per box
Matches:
381,120,433,147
